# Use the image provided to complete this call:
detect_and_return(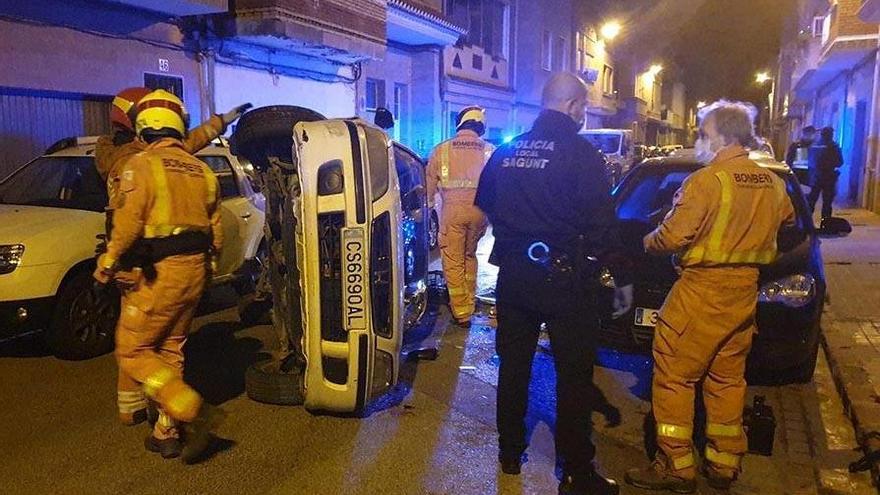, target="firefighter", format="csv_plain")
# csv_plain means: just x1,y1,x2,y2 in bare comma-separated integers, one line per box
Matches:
806,126,844,220
427,106,494,326
784,125,815,170
625,100,795,492
475,73,632,495
94,89,226,463
98,88,249,427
